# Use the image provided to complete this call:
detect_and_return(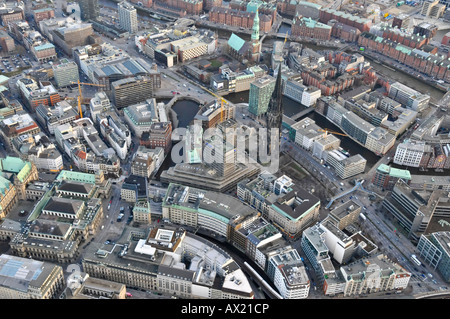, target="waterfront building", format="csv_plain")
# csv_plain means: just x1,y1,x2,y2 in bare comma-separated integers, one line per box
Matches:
118,1,138,34
248,75,276,118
